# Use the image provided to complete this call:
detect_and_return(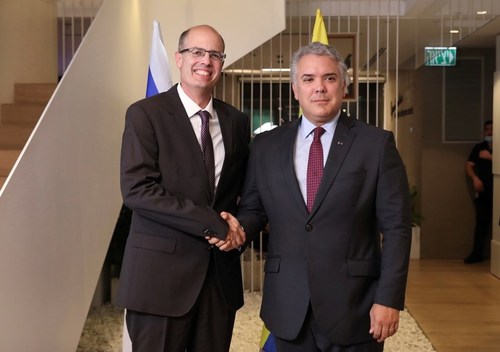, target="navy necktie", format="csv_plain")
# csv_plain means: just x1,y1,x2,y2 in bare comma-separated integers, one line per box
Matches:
306,127,325,213
198,110,215,197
